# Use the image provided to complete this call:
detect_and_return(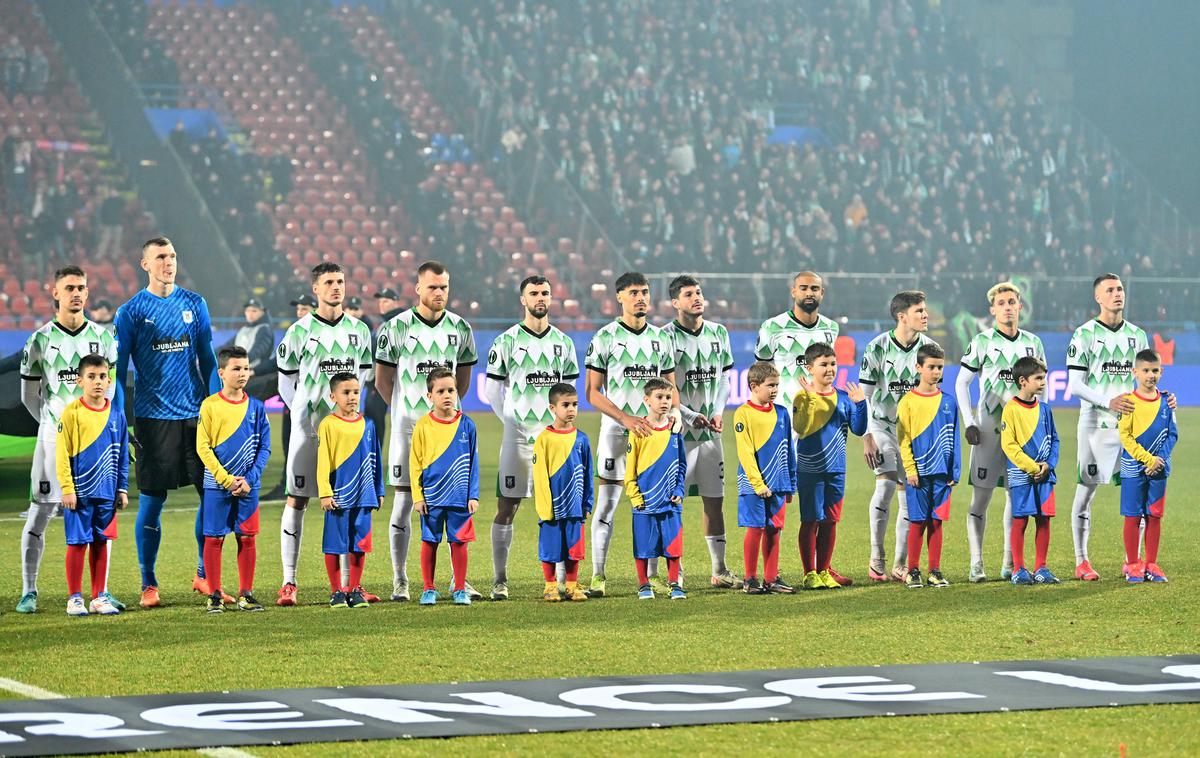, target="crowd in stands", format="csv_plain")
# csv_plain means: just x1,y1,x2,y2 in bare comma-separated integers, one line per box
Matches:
94,1,179,87
2,35,50,96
